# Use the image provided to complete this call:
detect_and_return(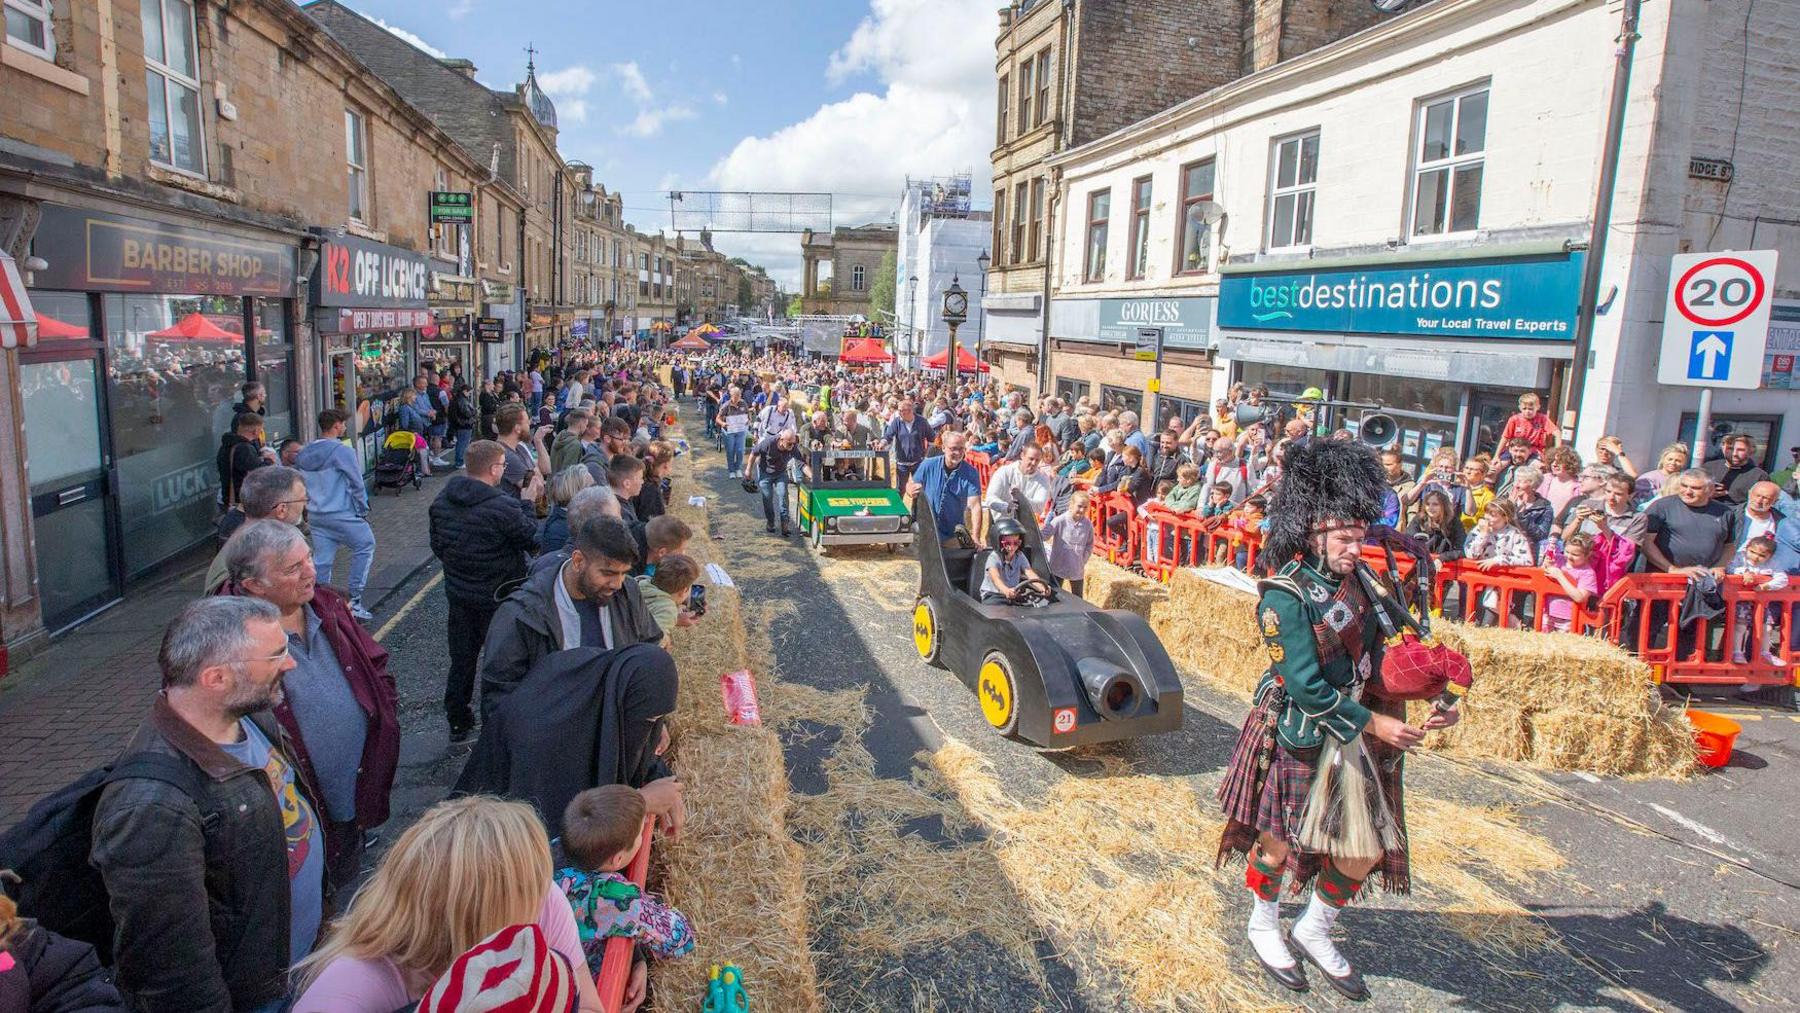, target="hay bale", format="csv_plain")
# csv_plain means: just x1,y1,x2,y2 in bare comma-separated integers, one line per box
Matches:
1078,560,1692,778
649,444,825,1013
